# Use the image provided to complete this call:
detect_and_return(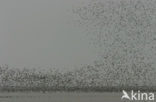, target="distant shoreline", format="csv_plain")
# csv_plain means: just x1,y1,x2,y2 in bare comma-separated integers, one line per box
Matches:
0,86,156,92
